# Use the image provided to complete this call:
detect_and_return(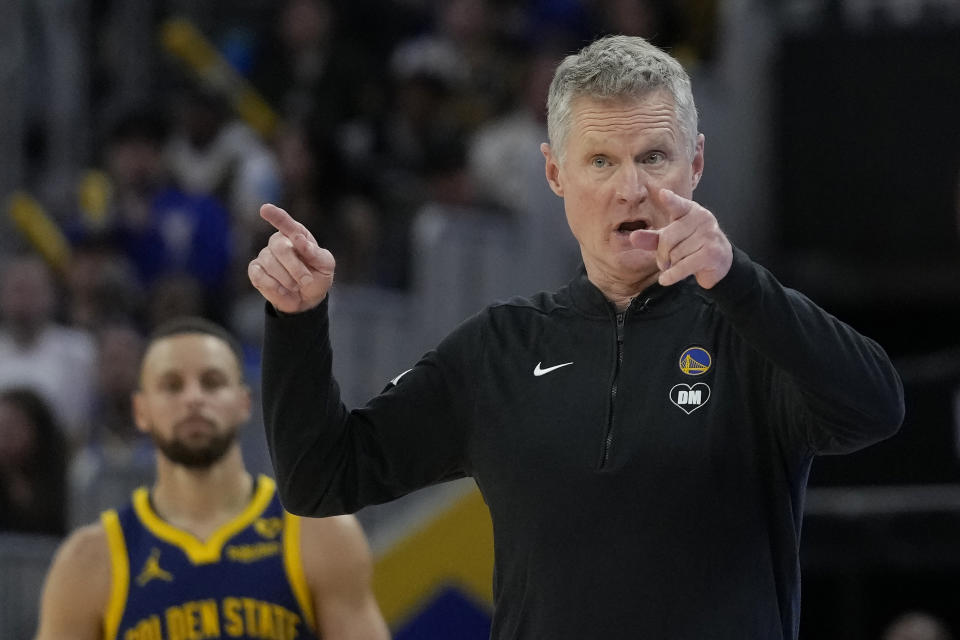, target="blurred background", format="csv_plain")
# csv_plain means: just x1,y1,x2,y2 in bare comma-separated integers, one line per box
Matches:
0,0,958,638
